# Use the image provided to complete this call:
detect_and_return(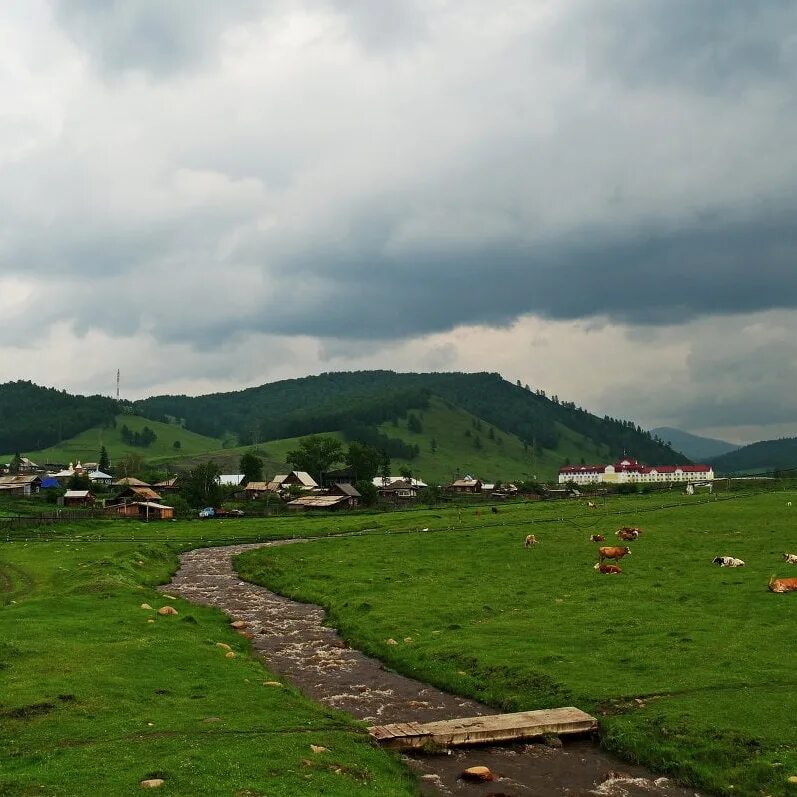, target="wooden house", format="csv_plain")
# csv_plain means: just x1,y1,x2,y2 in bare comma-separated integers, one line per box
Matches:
0,475,43,496
448,478,483,494
62,490,95,507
